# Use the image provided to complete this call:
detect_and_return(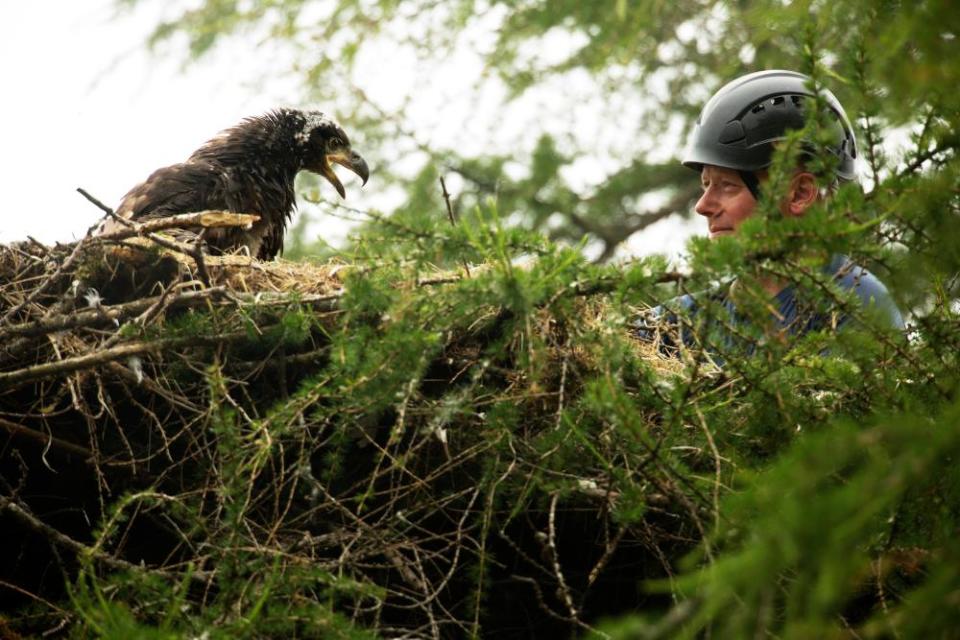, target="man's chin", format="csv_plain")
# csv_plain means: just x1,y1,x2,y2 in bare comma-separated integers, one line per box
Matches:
709,229,735,239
